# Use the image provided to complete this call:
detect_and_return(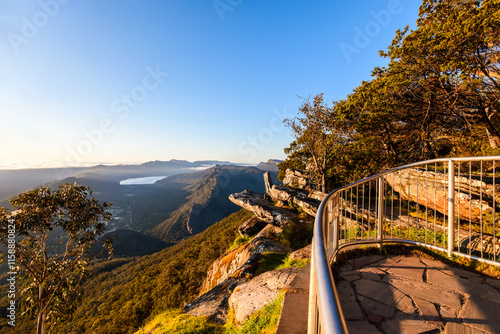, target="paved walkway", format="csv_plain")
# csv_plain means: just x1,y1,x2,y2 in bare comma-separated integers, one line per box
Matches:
276,264,310,334
335,254,500,334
